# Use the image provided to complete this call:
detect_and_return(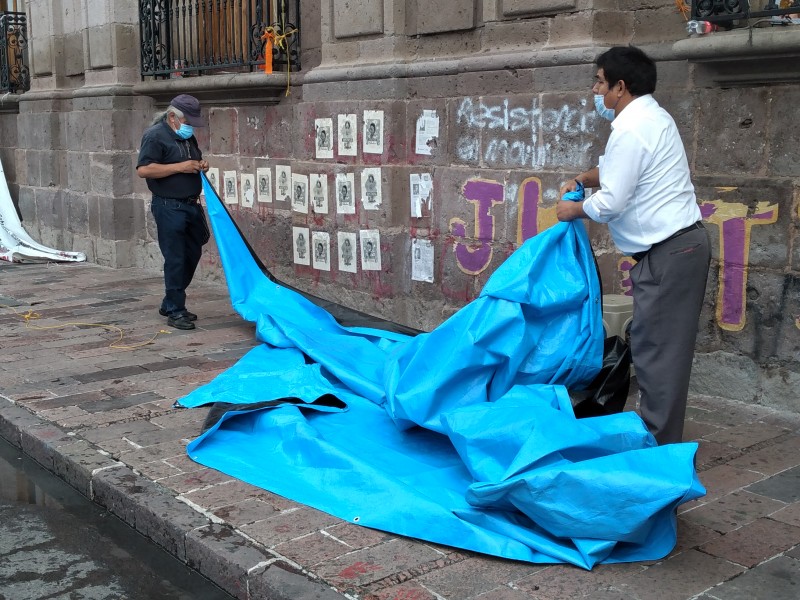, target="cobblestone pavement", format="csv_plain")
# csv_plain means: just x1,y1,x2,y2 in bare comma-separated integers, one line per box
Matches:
1,261,799,600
